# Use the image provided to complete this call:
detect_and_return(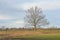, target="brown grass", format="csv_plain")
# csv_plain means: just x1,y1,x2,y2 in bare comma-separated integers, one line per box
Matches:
0,29,60,38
